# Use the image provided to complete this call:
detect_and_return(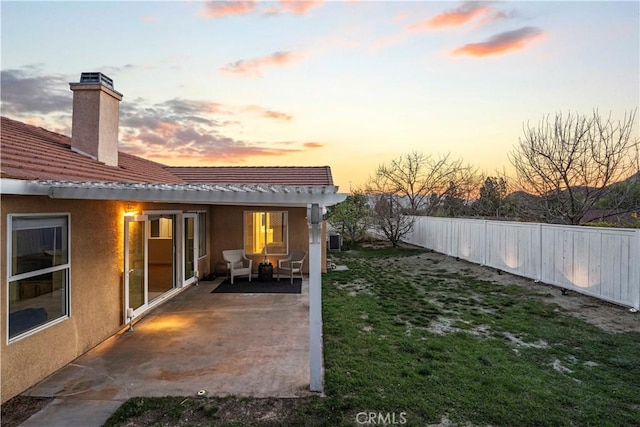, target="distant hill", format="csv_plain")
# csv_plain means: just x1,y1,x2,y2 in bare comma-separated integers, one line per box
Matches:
502,171,640,224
